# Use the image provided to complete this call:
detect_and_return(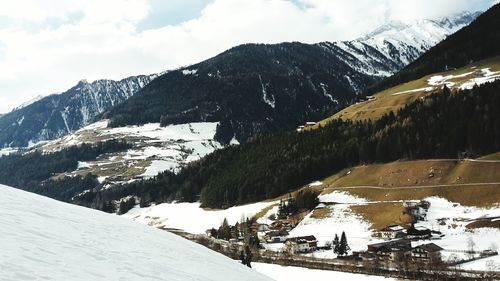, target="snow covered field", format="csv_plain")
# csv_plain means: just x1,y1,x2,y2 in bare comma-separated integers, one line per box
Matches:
40,120,224,183
124,200,276,234
390,67,500,97
253,263,395,281
411,197,500,263
0,184,272,281
426,67,500,92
